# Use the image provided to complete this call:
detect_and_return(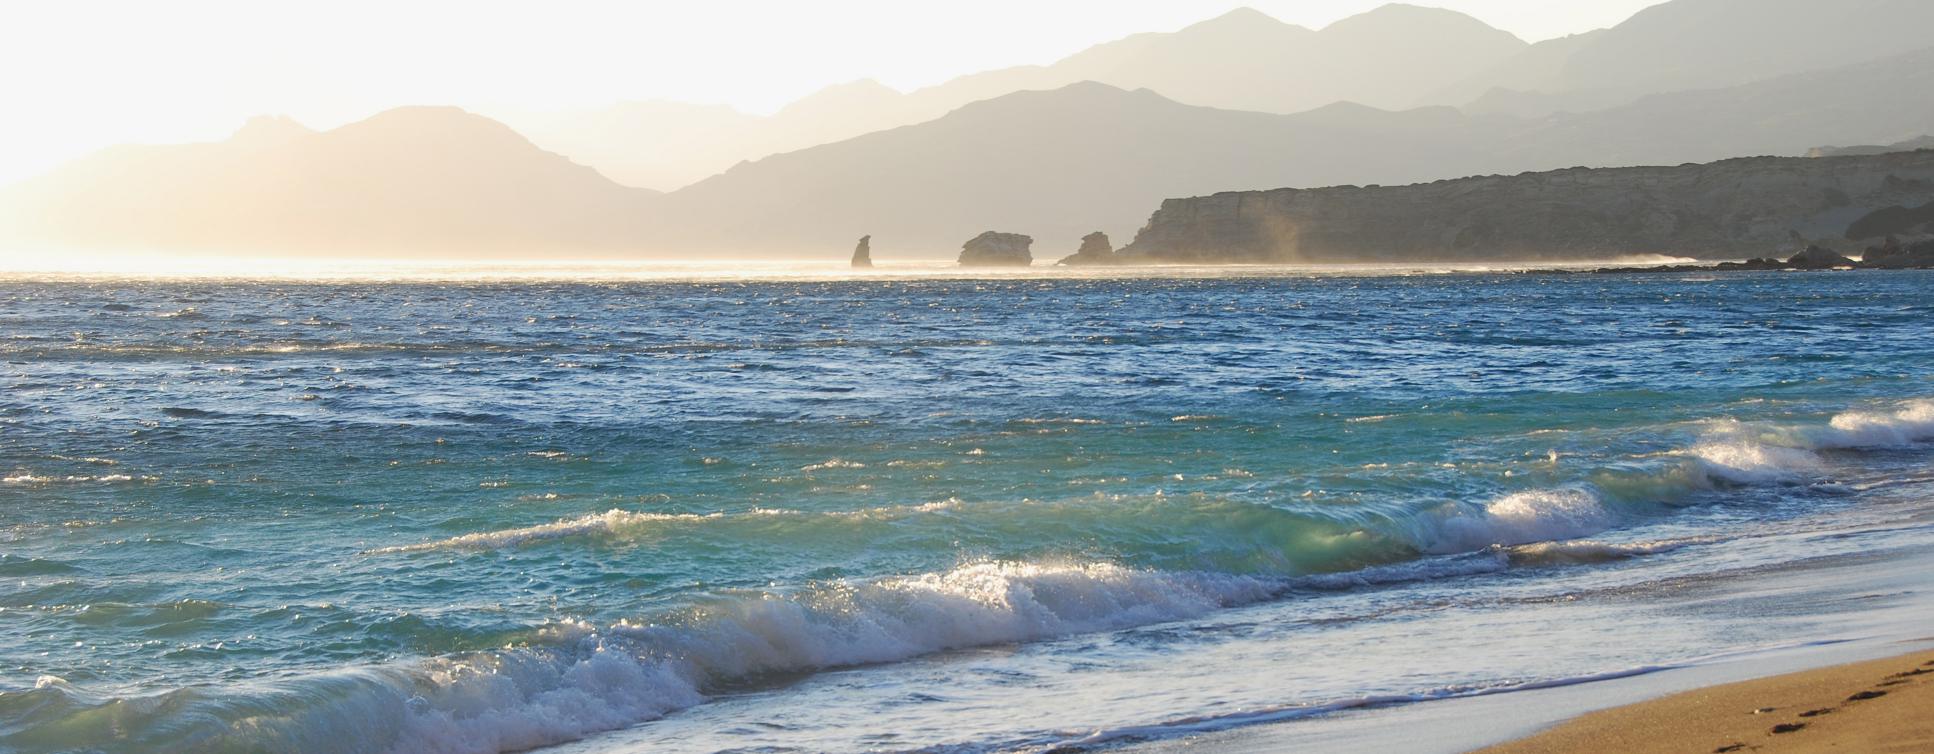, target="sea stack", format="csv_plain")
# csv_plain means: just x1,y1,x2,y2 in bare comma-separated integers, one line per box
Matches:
851,235,873,268
1057,232,1117,266
958,231,1033,266
850,238,874,270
